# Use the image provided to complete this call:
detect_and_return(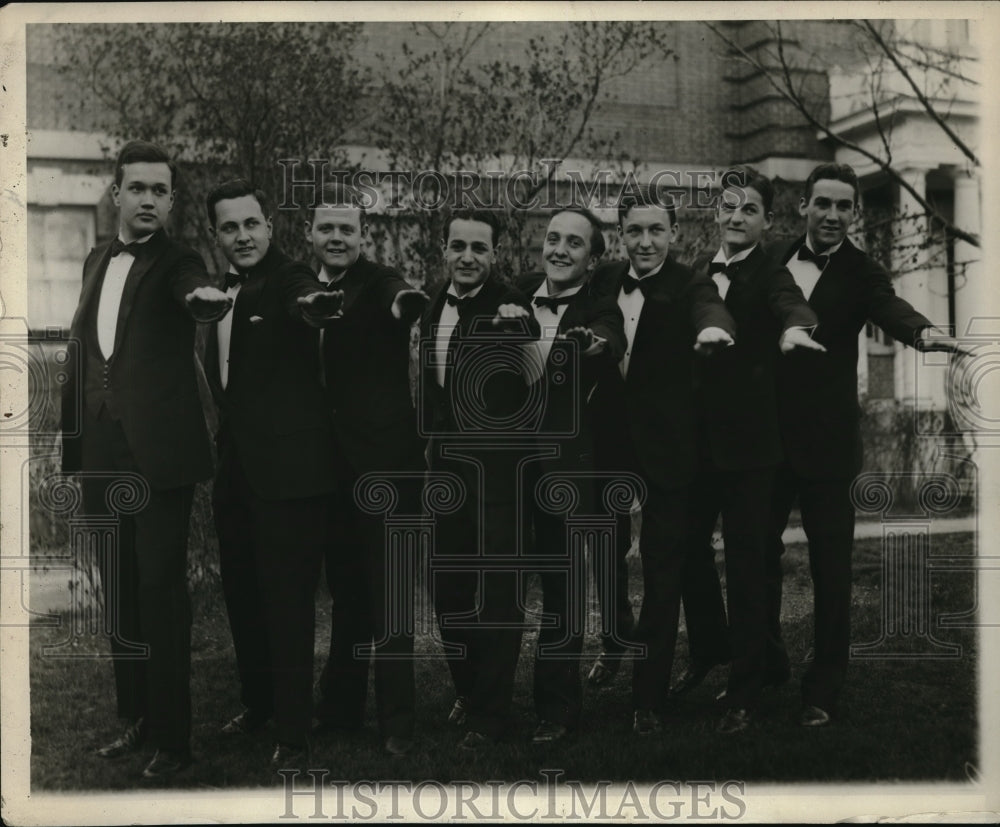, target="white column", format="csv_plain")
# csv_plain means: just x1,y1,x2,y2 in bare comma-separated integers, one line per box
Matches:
892,168,943,409
951,167,980,338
